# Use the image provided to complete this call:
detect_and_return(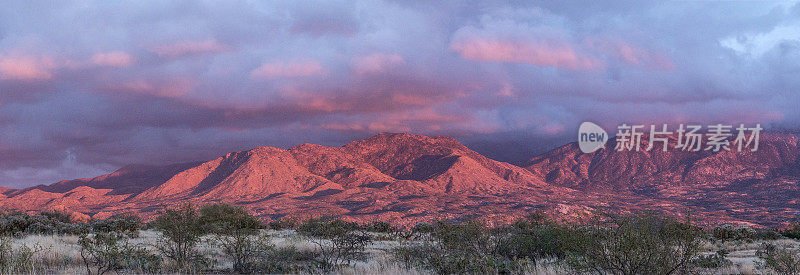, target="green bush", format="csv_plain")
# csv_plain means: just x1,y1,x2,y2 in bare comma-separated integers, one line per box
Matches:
198,203,262,235
38,210,73,224
712,225,780,242
756,242,800,275
363,221,396,233
393,222,434,240
493,215,571,263
566,214,704,275
691,249,730,269
267,217,298,230
249,245,322,273
79,232,160,274
199,203,266,273
90,214,142,237
411,222,435,234
0,237,37,273
392,220,528,274
782,223,800,240
149,204,207,272
297,217,371,270
0,210,87,236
